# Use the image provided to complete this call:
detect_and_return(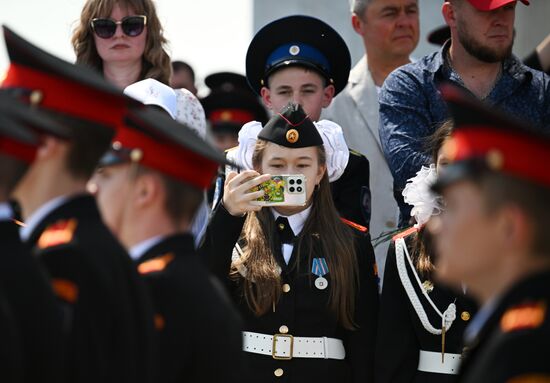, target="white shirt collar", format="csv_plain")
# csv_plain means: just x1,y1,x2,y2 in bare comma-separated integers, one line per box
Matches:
271,205,312,236
129,235,166,261
0,202,13,221
20,194,71,242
